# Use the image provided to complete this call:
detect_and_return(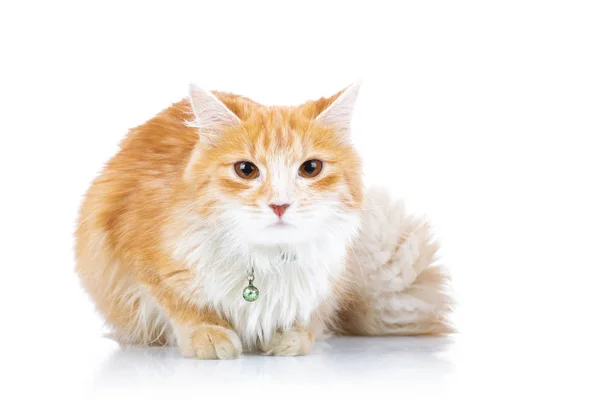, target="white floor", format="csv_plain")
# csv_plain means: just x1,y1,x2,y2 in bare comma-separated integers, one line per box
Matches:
94,336,456,387
81,336,462,397
10,331,597,399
